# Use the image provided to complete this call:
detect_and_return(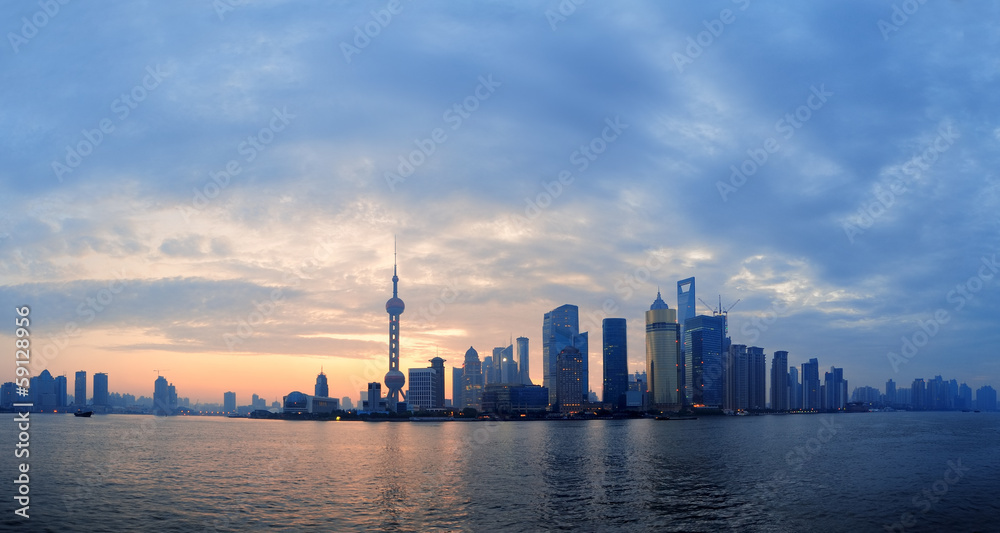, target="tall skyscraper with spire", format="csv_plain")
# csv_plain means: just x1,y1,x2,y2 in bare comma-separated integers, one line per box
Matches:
646,290,680,410
384,243,406,412
315,369,329,397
